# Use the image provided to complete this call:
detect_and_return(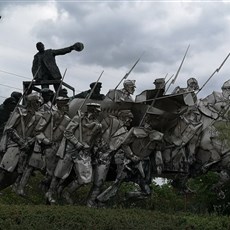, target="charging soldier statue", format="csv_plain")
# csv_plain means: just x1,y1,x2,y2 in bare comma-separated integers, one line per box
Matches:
16,97,71,196
0,93,45,190
97,113,163,204
86,109,138,207
105,80,136,102
45,103,102,204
